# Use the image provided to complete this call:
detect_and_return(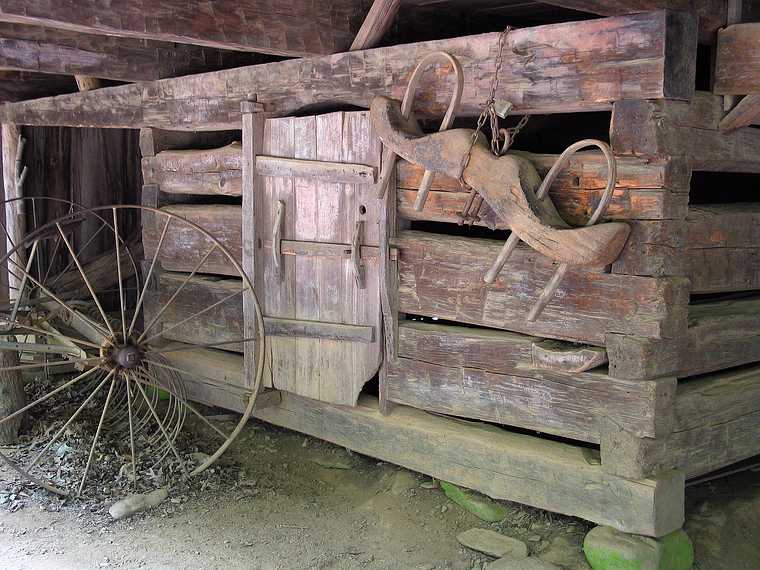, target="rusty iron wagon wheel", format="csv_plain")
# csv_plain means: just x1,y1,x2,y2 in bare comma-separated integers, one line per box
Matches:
0,204,265,497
